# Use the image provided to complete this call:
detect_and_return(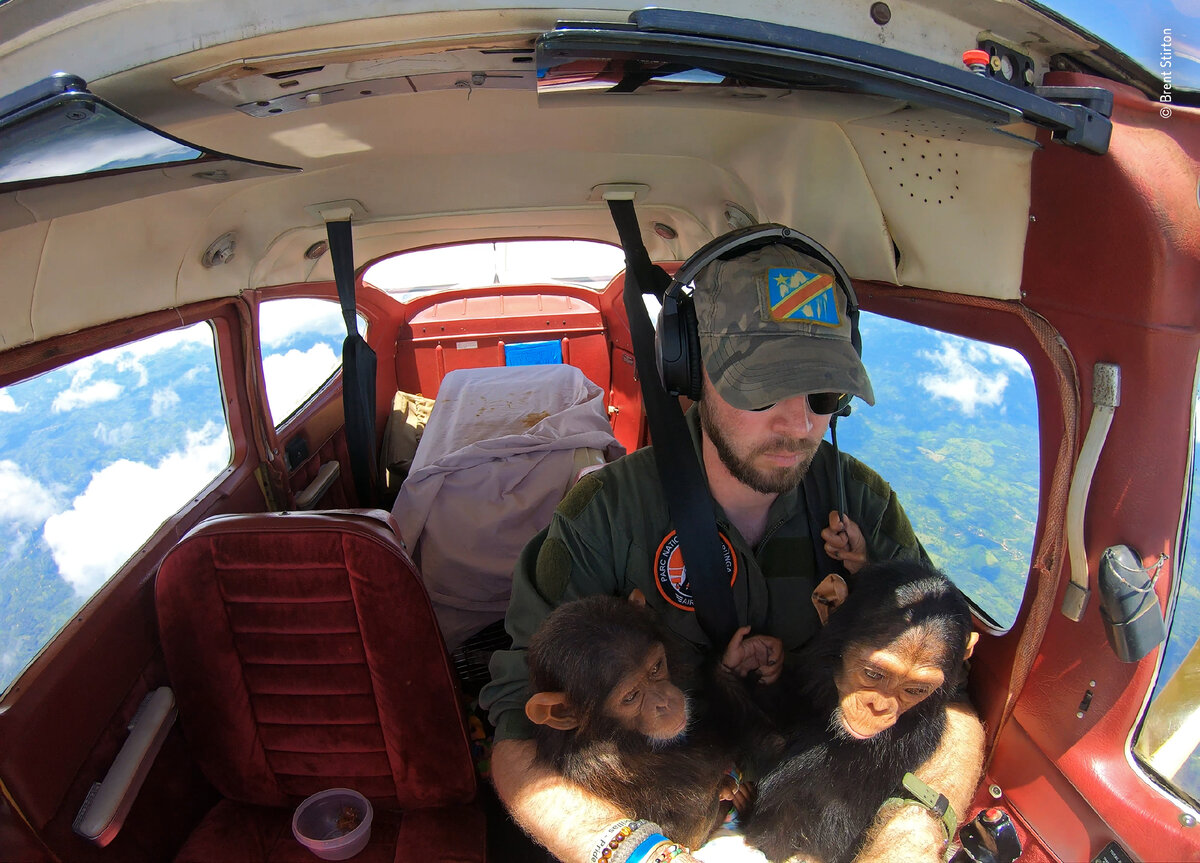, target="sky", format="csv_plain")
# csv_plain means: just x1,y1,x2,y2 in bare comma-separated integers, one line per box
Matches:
1047,0,1200,89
